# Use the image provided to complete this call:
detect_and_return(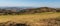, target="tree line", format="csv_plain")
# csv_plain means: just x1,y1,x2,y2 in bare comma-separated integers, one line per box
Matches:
0,7,60,15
